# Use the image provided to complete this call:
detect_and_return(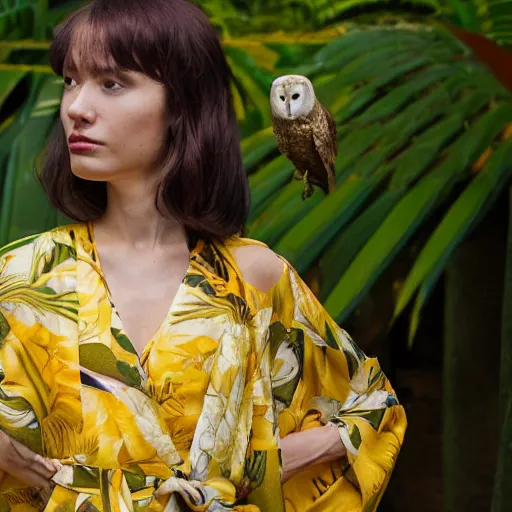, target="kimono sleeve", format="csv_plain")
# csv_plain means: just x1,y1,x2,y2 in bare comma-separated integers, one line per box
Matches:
269,258,407,512
0,235,83,510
